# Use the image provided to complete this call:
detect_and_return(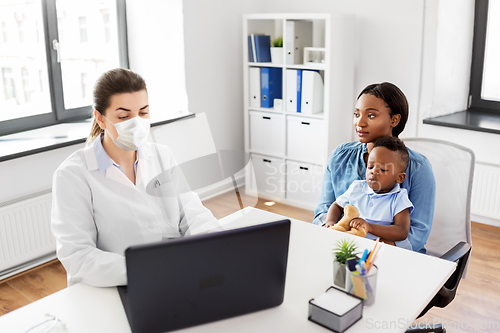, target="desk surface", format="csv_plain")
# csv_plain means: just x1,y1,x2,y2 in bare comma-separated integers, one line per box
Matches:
0,207,456,333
